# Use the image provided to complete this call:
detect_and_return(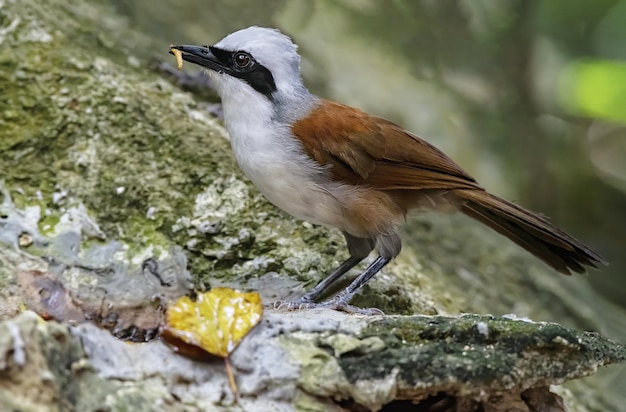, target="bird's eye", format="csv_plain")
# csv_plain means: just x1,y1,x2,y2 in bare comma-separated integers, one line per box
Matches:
234,52,251,68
